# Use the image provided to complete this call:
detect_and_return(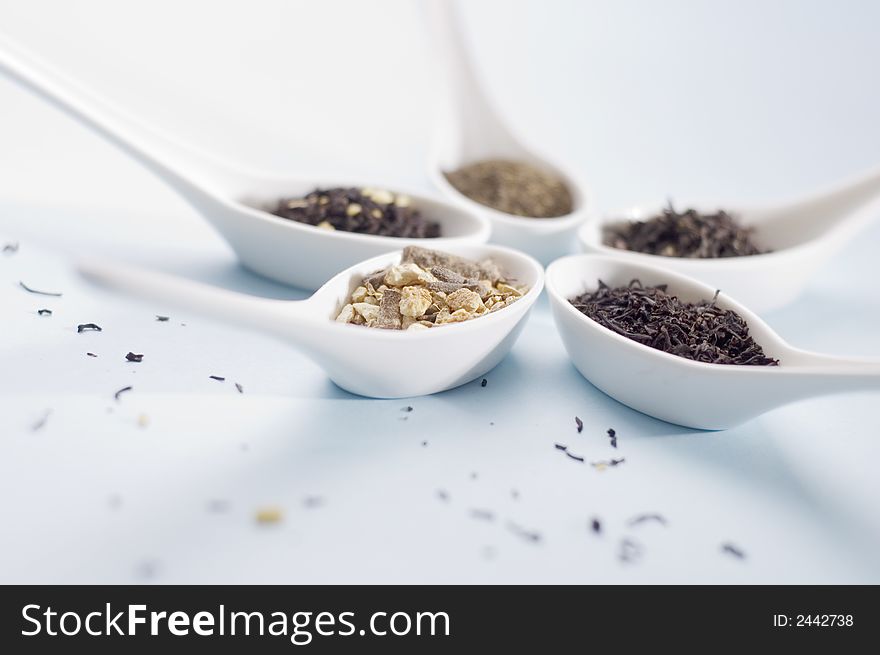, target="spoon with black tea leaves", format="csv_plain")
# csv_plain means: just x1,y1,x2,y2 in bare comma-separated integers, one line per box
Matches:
422,0,591,265
579,166,880,313
80,244,543,398
546,254,880,430
0,37,490,291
